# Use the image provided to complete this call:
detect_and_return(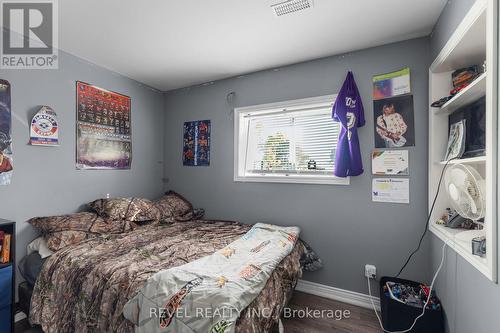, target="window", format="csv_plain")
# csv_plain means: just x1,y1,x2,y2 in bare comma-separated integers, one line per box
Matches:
234,95,349,185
